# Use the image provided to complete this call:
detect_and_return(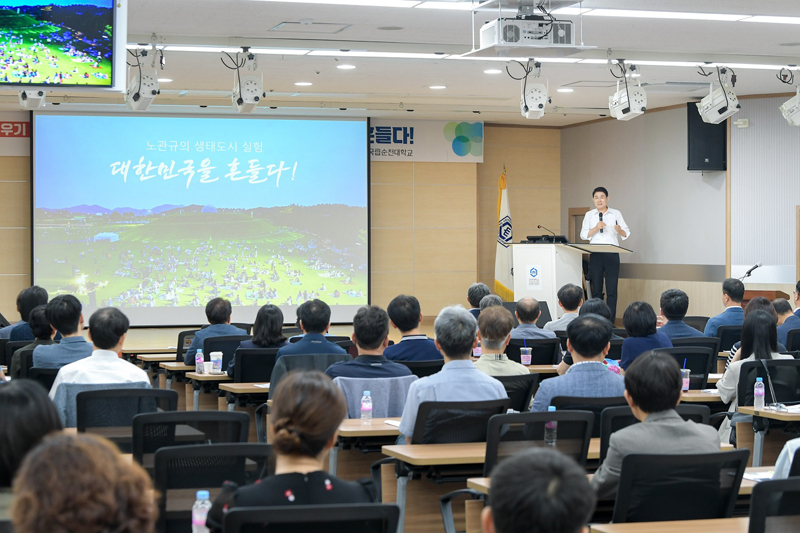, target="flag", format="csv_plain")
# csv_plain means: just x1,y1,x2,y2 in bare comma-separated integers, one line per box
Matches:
494,167,514,301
